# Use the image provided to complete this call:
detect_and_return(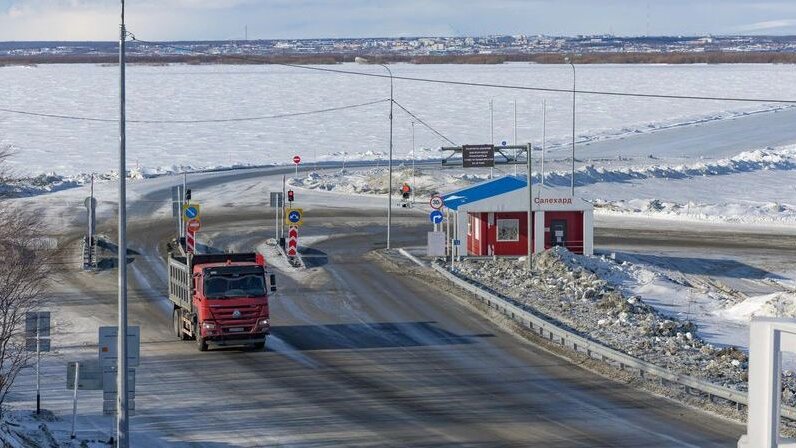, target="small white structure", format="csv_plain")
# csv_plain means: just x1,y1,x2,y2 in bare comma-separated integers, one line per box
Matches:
739,317,796,448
